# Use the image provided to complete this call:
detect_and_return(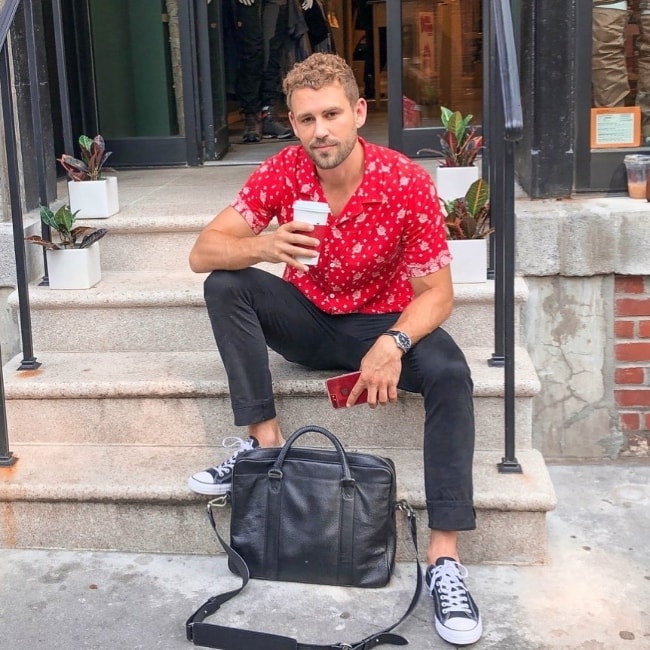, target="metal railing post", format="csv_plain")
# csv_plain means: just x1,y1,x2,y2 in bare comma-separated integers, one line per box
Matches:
0,342,17,467
488,0,523,473
0,42,40,371
498,135,521,473
24,0,52,283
